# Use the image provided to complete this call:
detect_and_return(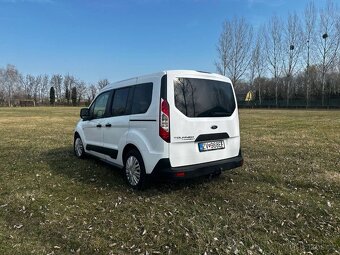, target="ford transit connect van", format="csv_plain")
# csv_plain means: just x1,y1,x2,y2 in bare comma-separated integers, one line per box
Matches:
74,70,243,189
